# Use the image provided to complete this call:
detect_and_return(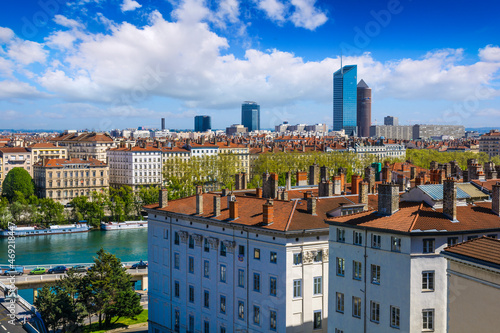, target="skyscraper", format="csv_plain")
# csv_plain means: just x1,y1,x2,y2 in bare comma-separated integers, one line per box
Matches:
241,101,260,132
384,116,399,126
161,118,165,130
357,79,371,137
194,115,211,132
333,65,357,136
